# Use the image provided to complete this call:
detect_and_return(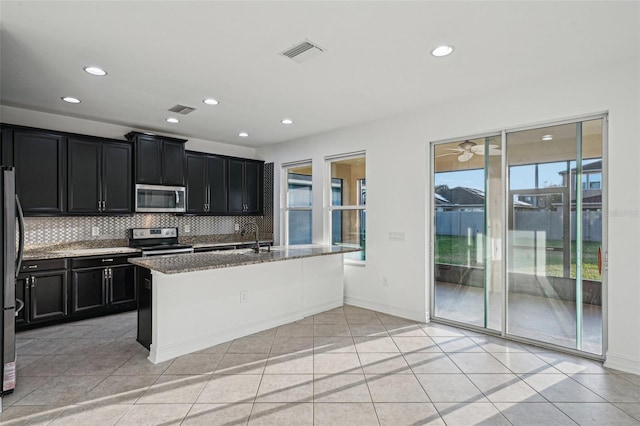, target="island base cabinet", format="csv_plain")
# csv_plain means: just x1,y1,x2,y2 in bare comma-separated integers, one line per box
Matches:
146,254,345,363
136,267,152,350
